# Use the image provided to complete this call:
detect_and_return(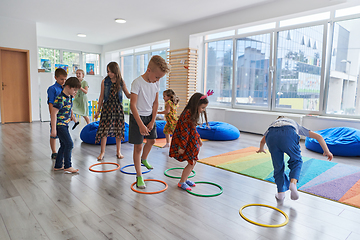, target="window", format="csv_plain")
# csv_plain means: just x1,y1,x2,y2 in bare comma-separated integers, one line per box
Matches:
121,55,134,90
38,47,60,72
326,18,360,116
83,53,100,75
235,33,271,108
152,50,168,94
62,51,80,74
204,39,233,106
275,25,324,111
